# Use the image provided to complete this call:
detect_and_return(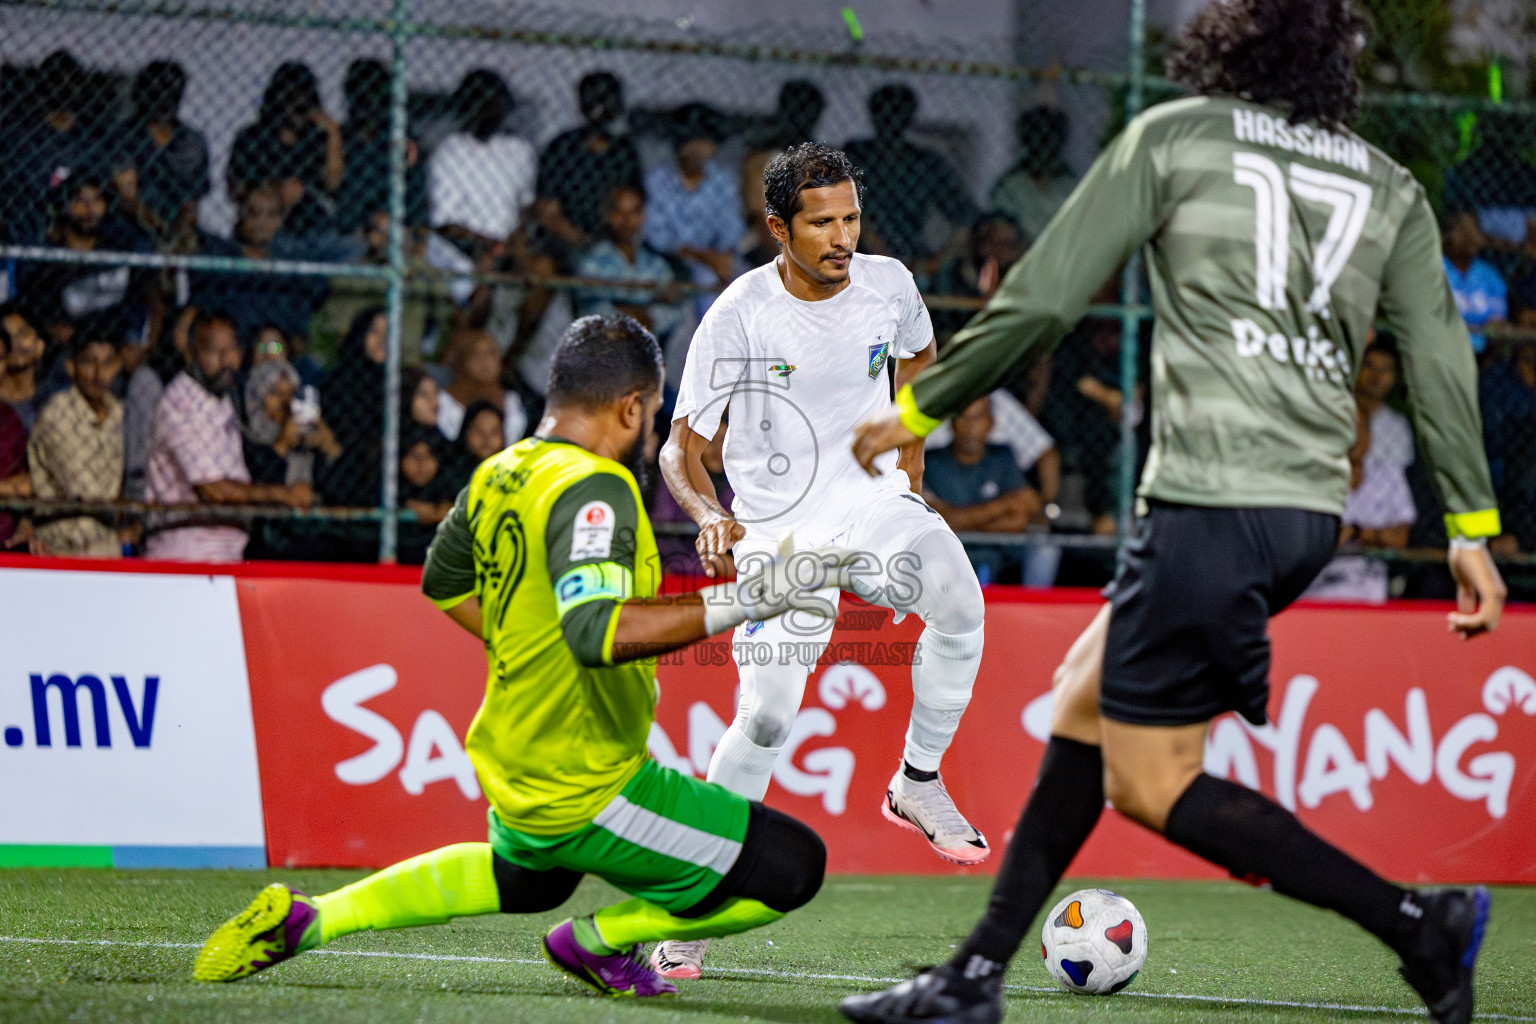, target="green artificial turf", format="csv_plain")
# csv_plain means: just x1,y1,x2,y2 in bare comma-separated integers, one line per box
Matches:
0,870,1531,1023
